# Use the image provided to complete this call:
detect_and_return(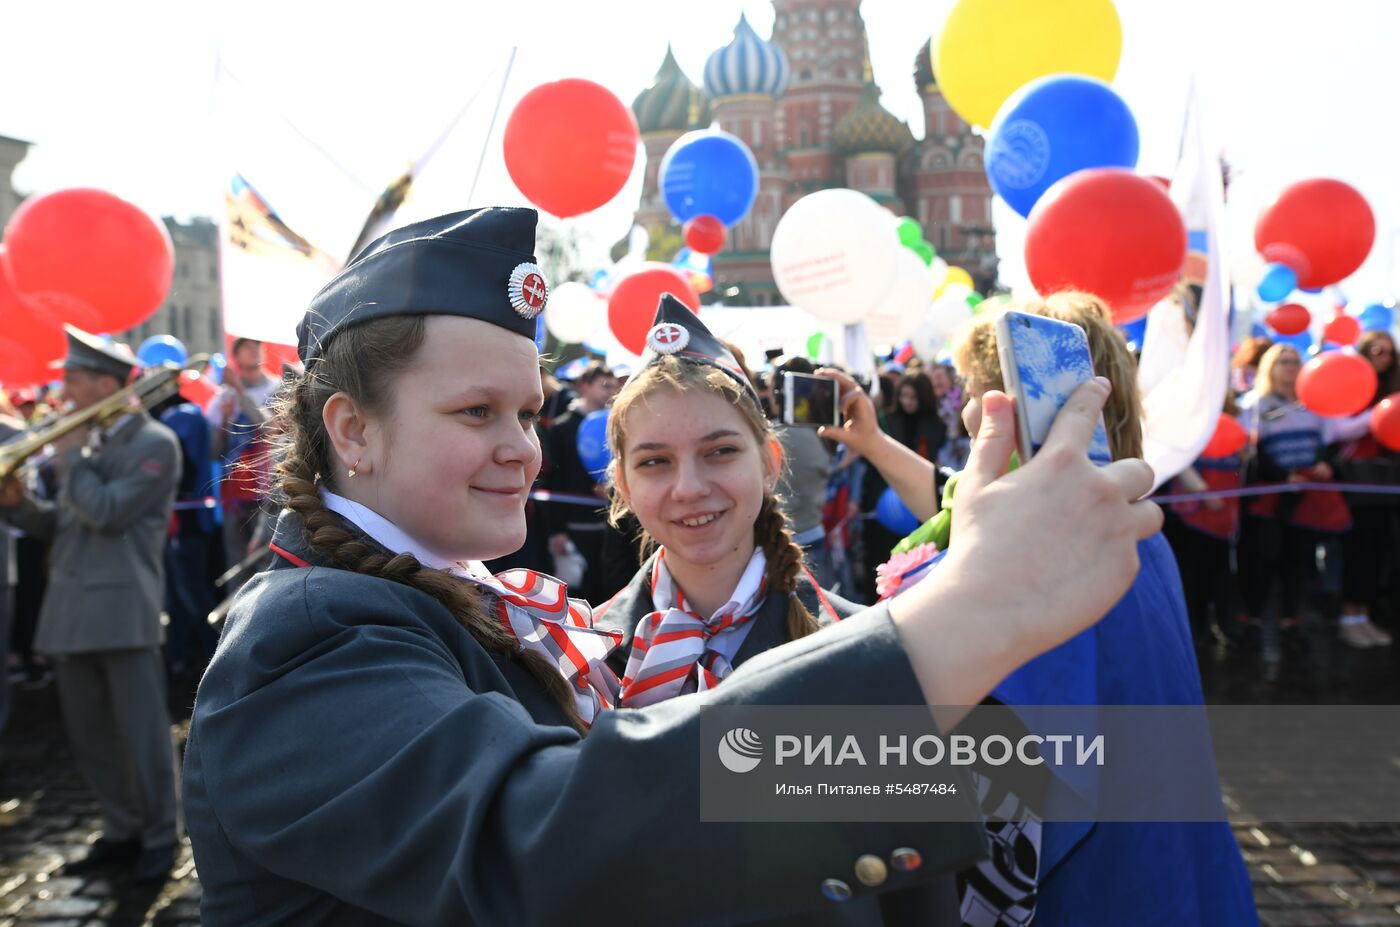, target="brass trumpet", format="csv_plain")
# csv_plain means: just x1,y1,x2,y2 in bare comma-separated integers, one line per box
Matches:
0,354,210,481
